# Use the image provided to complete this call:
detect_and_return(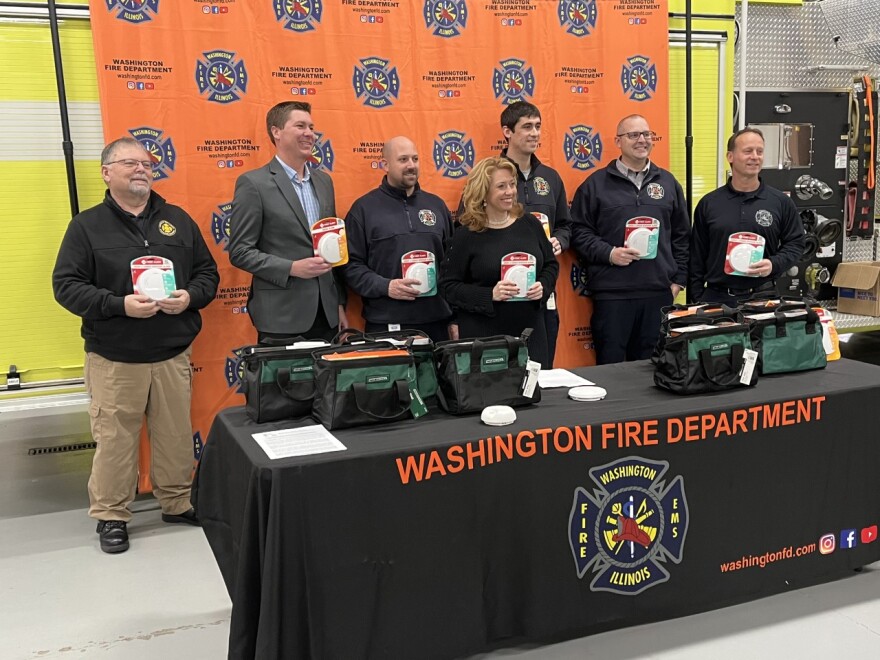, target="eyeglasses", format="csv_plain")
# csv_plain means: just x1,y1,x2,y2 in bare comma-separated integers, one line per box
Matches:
104,159,153,169
616,131,656,141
